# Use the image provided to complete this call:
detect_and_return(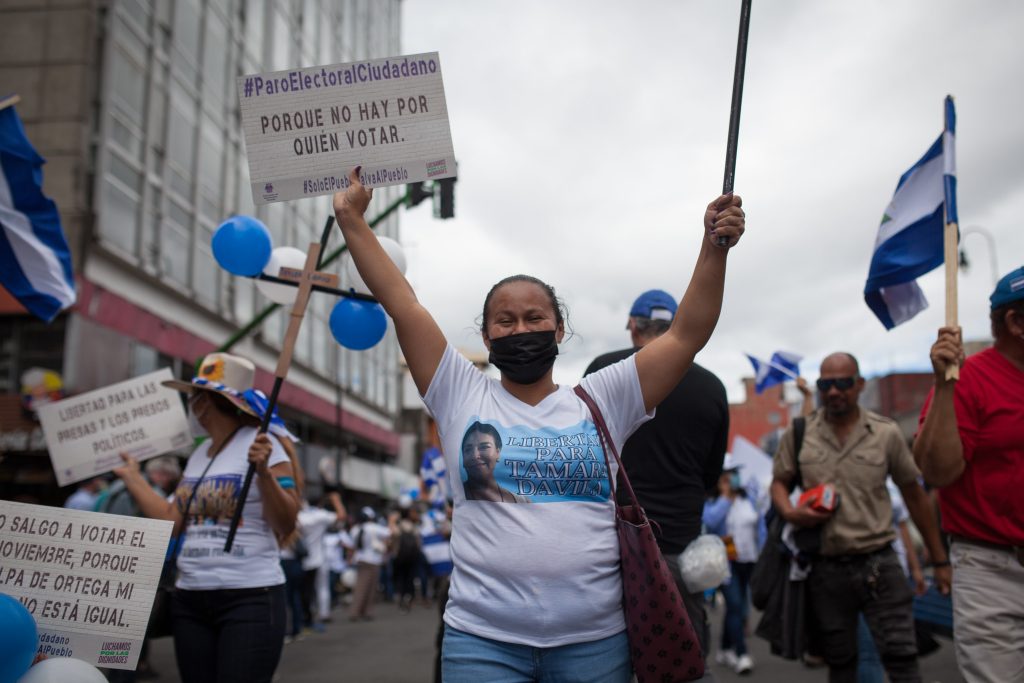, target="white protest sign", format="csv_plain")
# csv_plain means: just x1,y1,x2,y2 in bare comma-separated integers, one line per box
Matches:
730,435,775,513
0,501,173,670
237,52,456,204
36,369,191,487
730,435,773,485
